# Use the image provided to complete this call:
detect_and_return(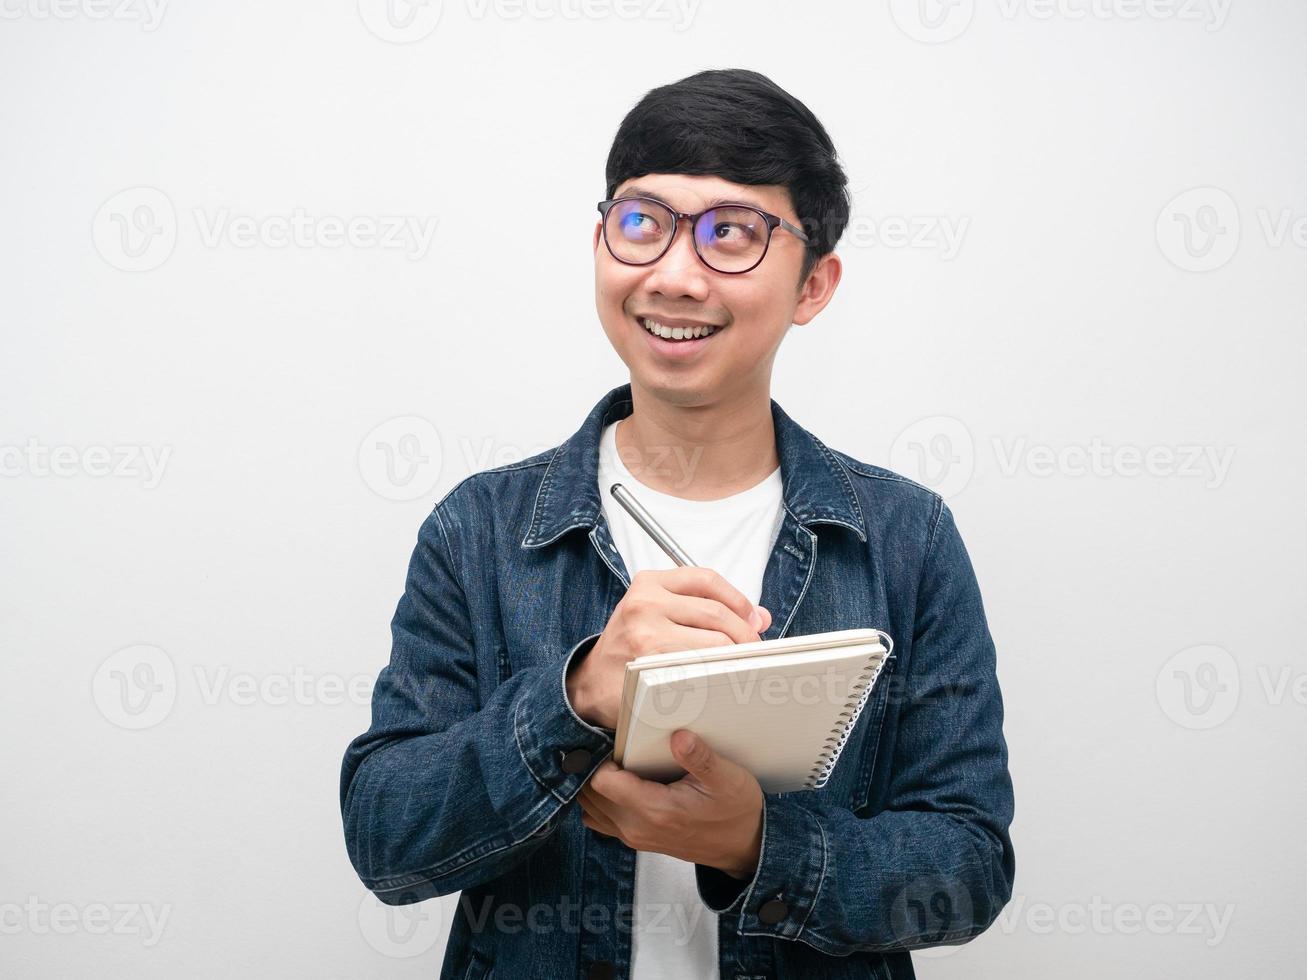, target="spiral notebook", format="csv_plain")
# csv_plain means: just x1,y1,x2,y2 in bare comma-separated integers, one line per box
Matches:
612,627,892,793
